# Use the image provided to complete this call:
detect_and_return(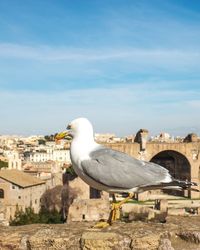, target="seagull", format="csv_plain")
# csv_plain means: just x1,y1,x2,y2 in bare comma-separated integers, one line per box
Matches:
56,117,198,227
